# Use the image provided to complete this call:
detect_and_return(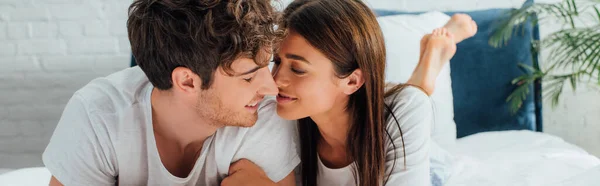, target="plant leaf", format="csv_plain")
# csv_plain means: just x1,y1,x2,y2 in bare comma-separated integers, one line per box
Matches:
565,0,577,28
570,75,577,90
512,75,530,85
518,63,538,72
594,6,600,22
499,0,600,110
543,77,566,108
507,63,546,114
507,81,532,114
543,27,600,74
